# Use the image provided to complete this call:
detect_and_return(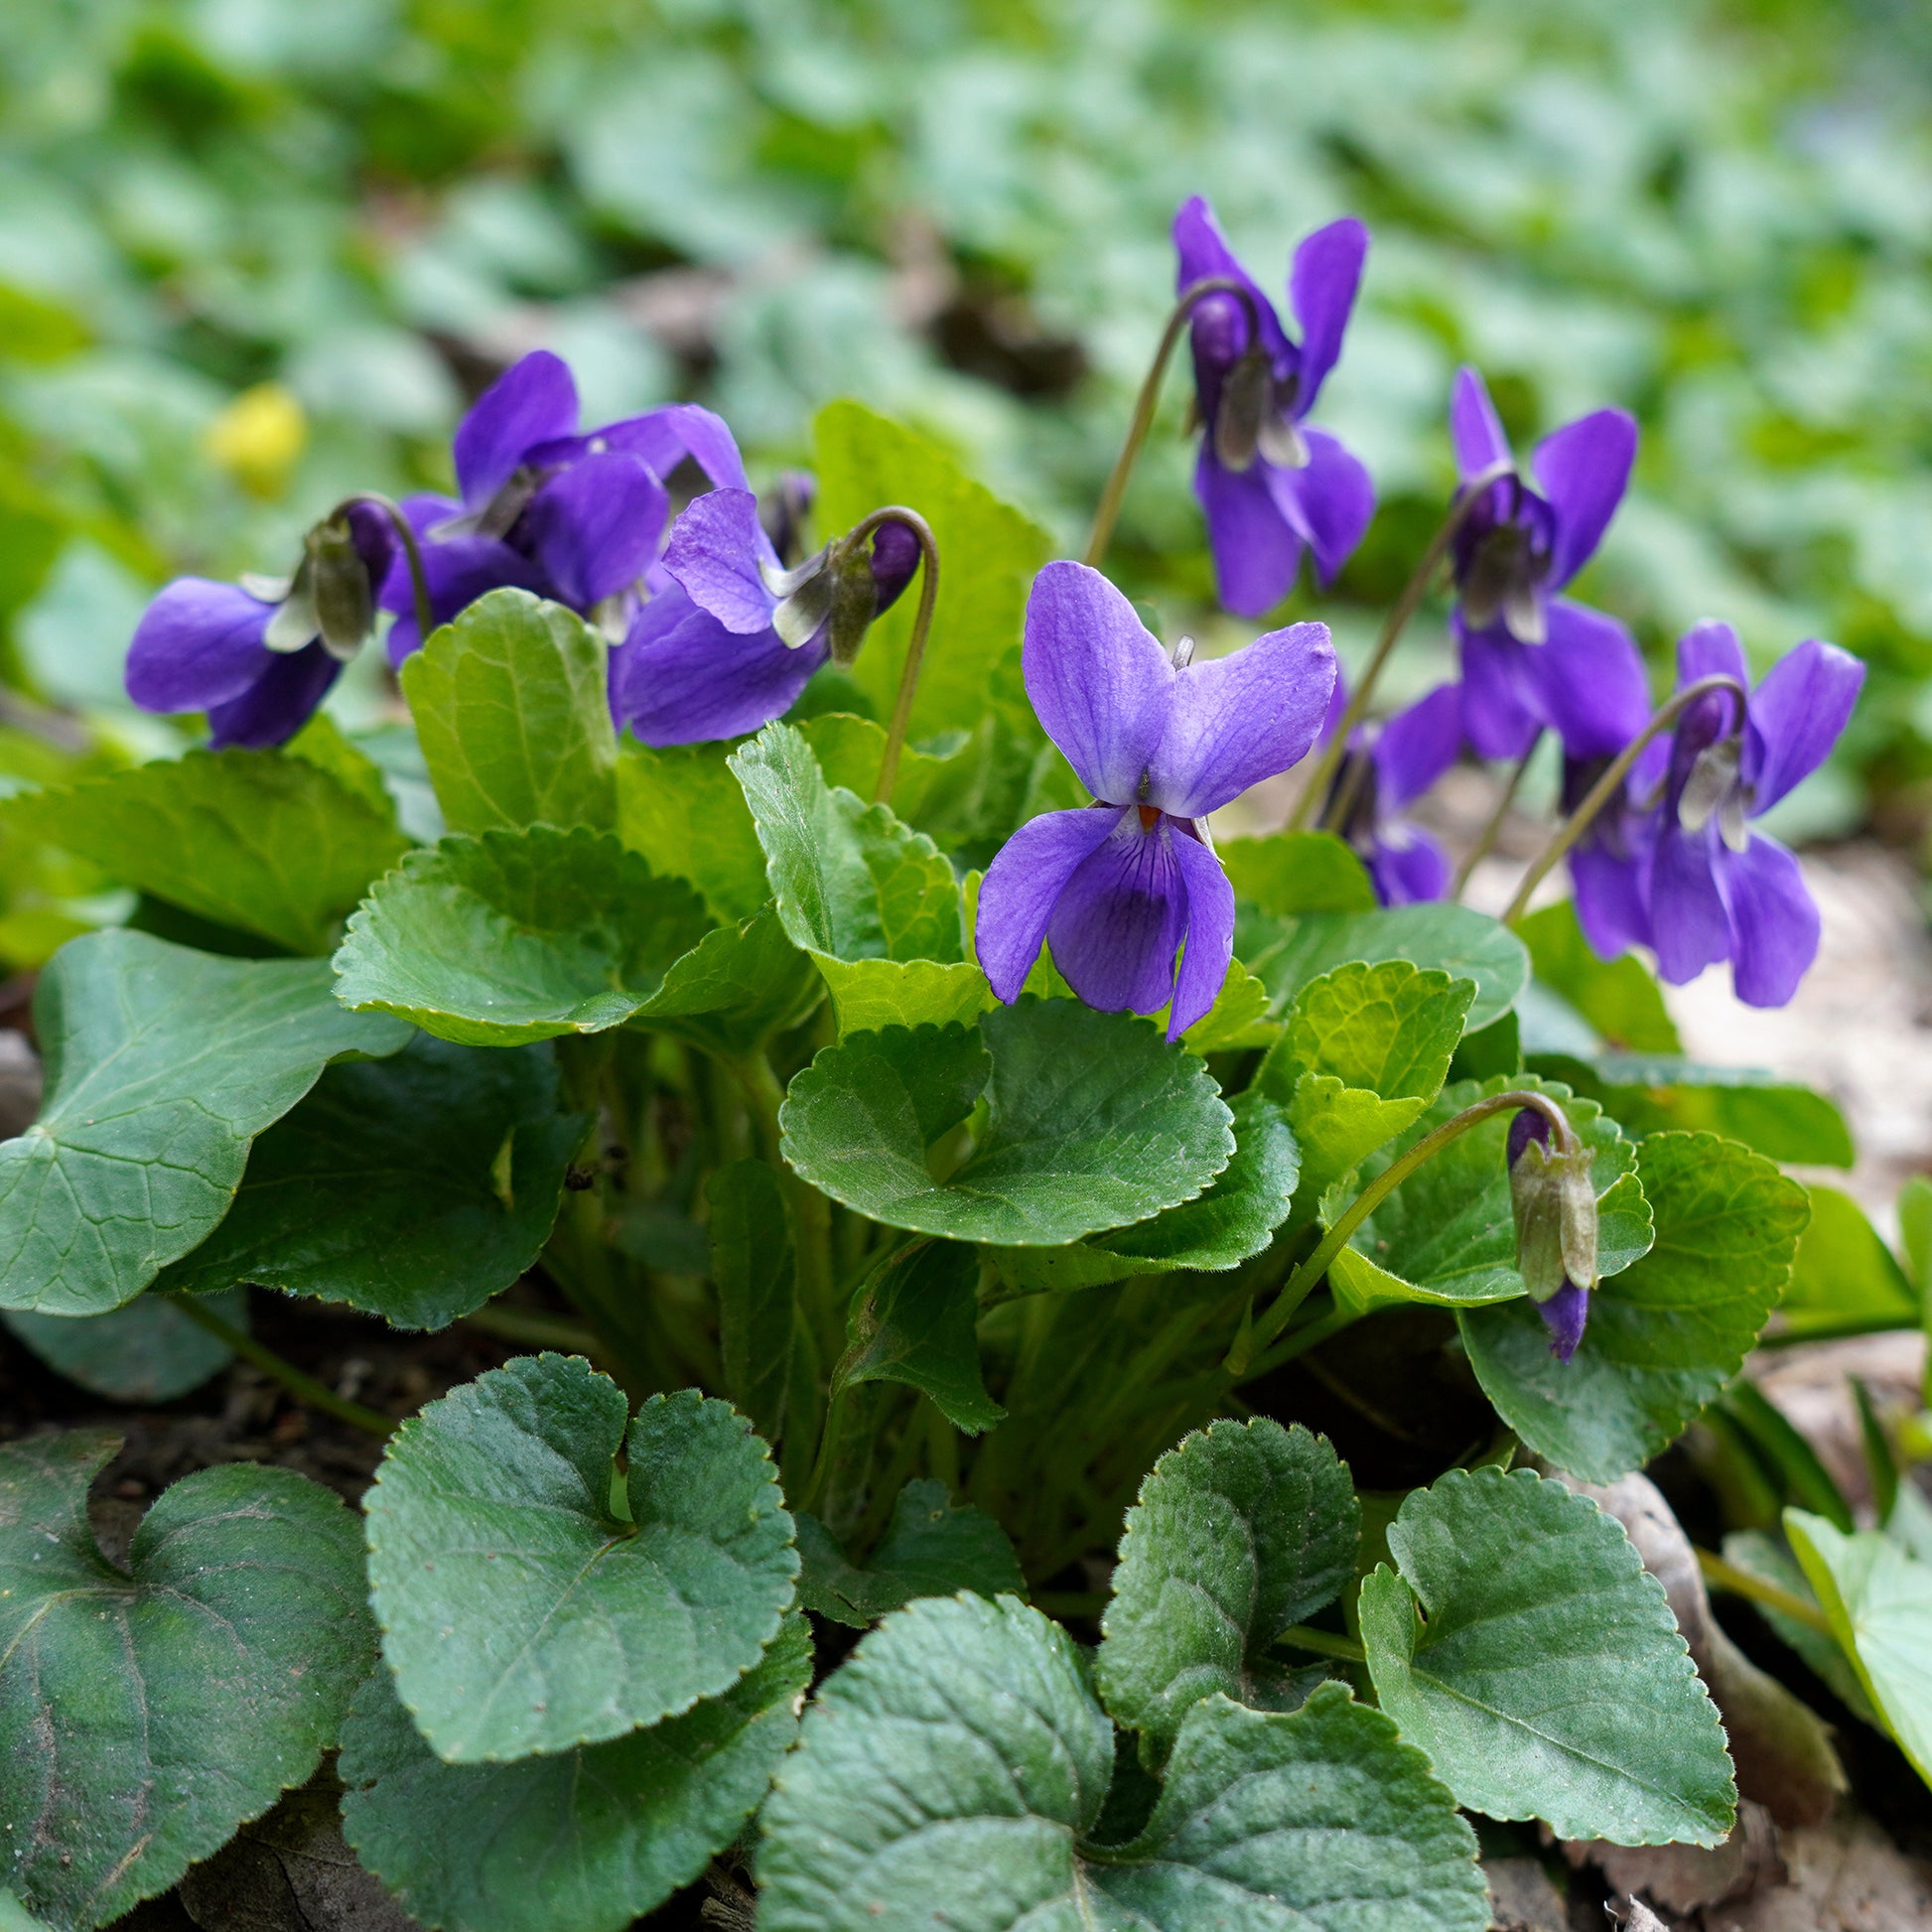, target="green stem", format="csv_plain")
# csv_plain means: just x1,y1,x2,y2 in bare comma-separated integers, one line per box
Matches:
461,1303,606,1357
1760,1312,1919,1346
1500,674,1749,925
731,1051,838,1356
1081,275,1266,570
1274,1624,1366,1664
851,506,939,807
1286,458,1514,833
799,1386,850,1516
344,491,433,648
1238,1087,1580,1363
1695,1548,1832,1635
167,1296,395,1438
1245,1302,1361,1380
1451,734,1540,900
